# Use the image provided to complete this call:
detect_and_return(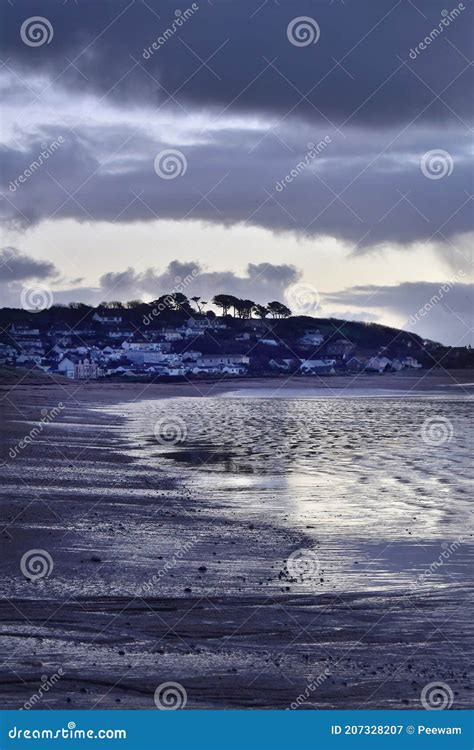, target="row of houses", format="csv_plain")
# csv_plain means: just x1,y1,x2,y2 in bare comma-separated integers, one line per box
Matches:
43,347,250,380
270,354,422,375
1,318,422,380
